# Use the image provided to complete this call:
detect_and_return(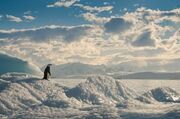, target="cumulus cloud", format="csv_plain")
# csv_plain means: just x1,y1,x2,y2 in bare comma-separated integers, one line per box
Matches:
0,25,93,42
47,0,79,8
6,15,22,22
104,18,132,34
74,4,113,13
23,15,35,21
